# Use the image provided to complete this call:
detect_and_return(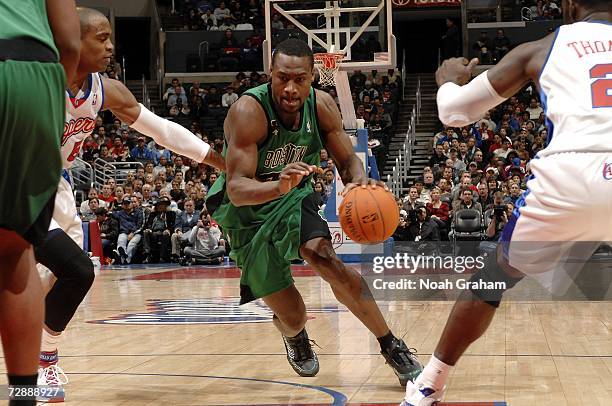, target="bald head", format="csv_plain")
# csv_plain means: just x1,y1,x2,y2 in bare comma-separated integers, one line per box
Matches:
77,7,107,37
